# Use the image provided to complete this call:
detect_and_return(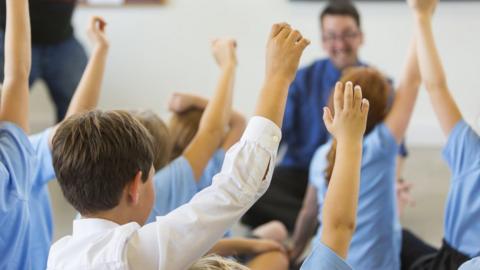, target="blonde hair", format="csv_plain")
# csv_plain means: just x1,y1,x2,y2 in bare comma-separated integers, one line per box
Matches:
169,108,204,161
130,109,172,171
189,255,250,270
